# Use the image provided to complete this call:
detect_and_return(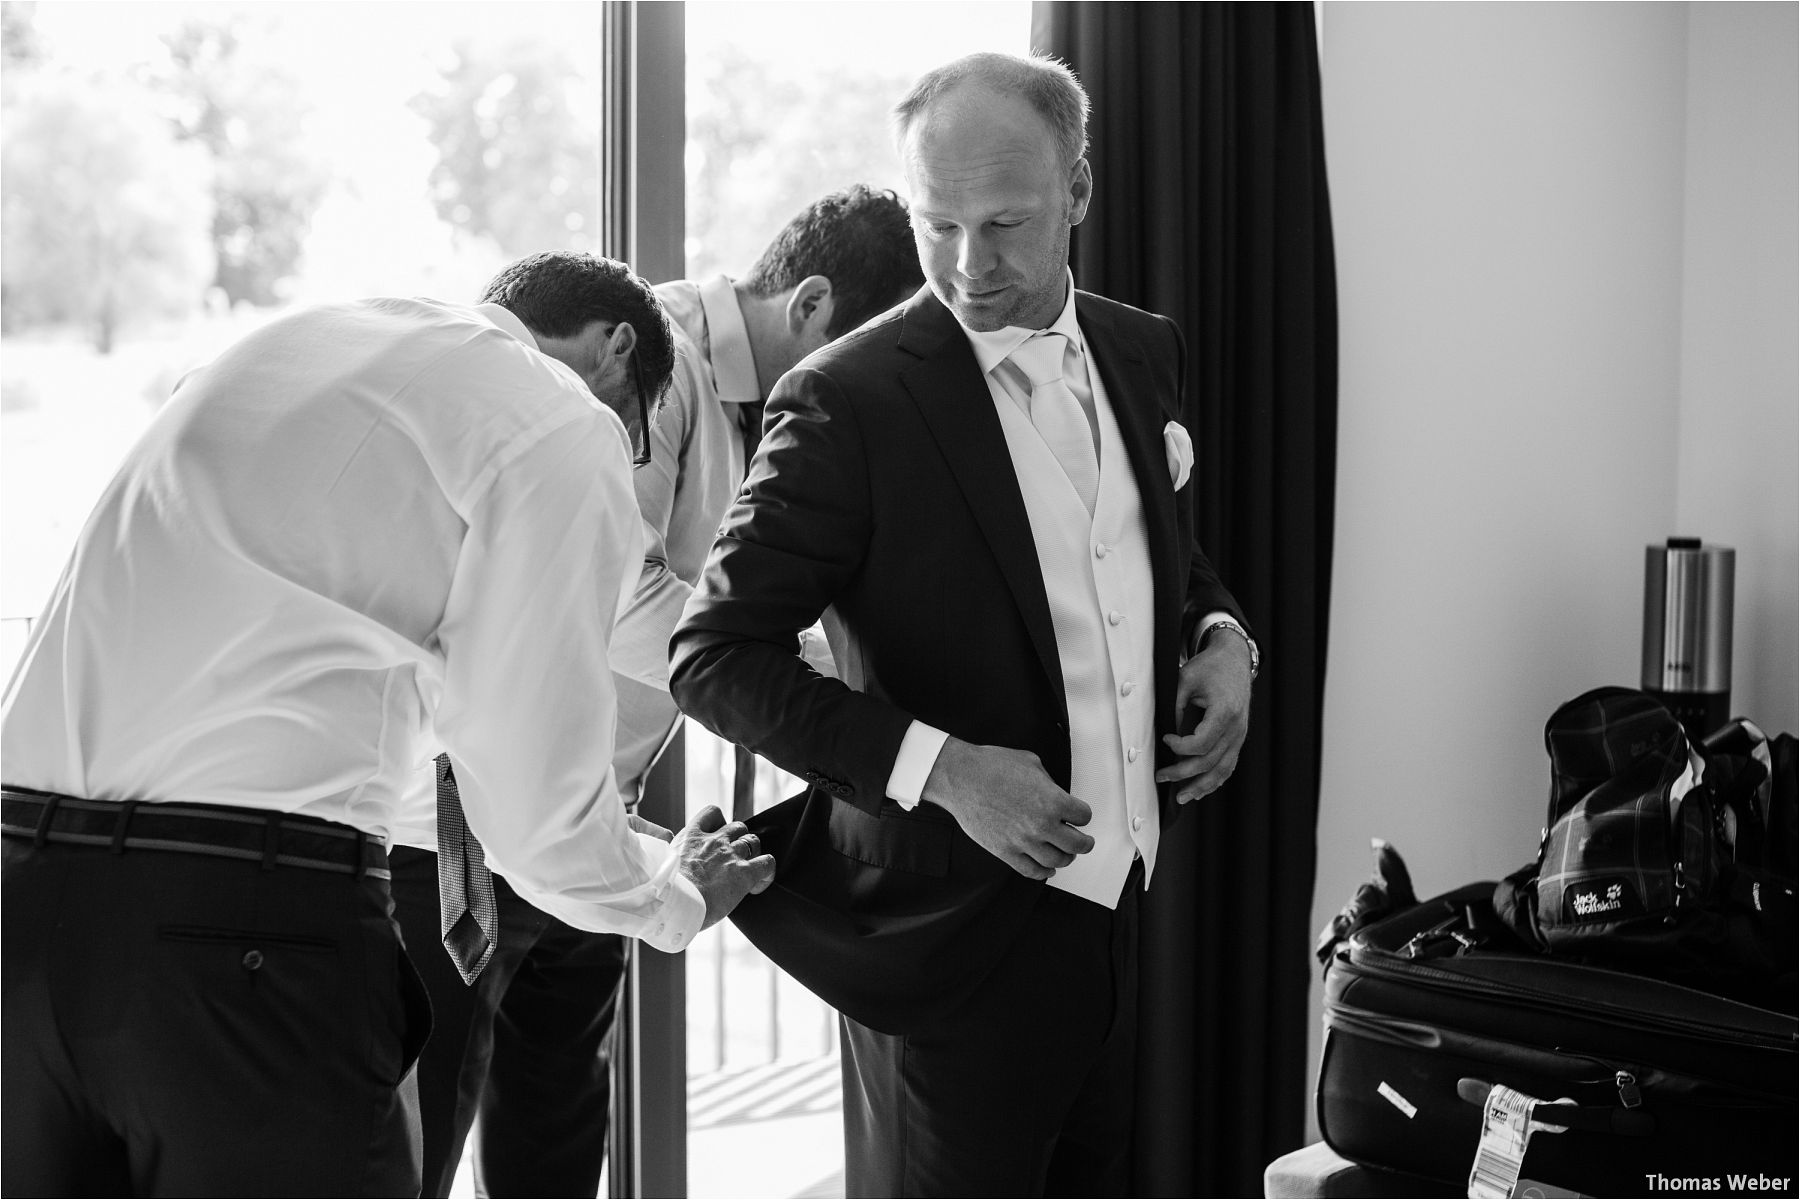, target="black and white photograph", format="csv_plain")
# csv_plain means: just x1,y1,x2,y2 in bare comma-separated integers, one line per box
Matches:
1,2,1794,1198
